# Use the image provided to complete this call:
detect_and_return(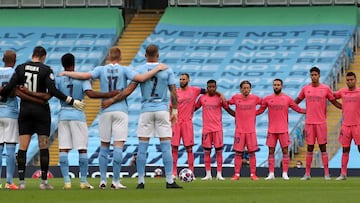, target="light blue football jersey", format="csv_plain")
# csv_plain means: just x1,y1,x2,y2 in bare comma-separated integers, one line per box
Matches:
0,67,18,119
55,75,92,121
90,64,136,113
135,63,176,112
